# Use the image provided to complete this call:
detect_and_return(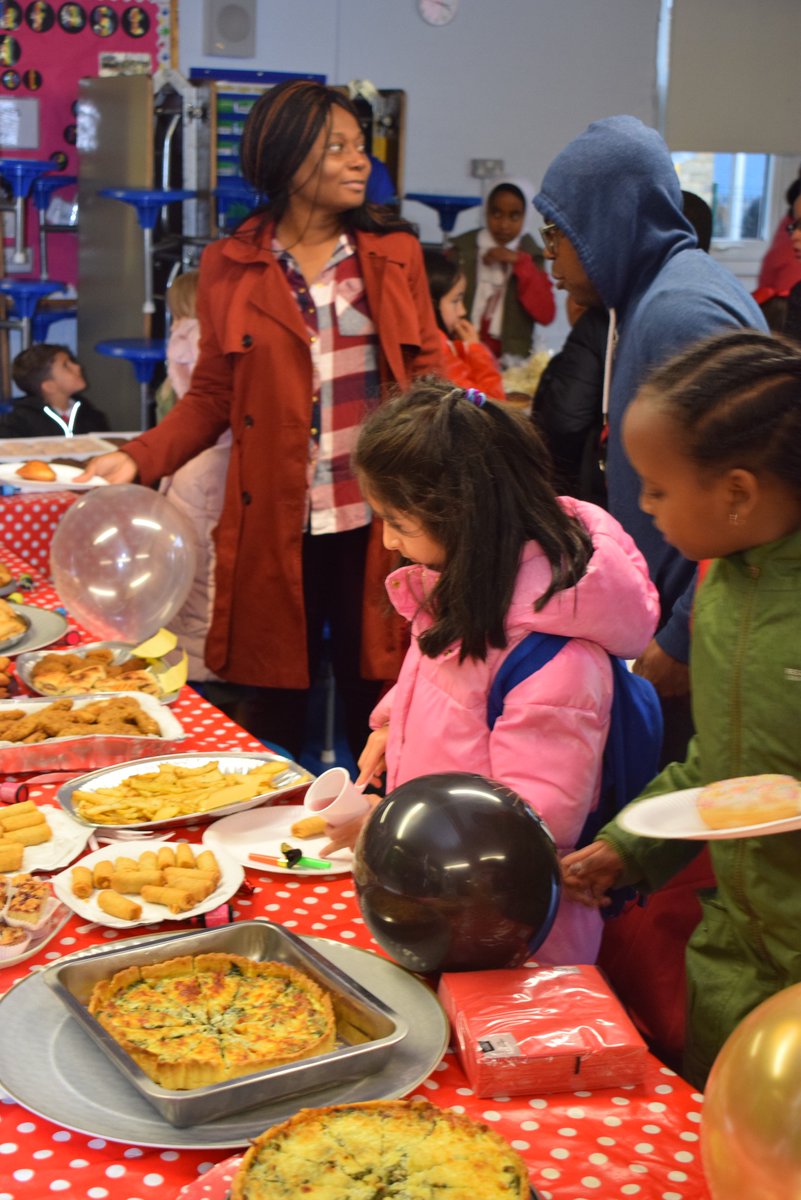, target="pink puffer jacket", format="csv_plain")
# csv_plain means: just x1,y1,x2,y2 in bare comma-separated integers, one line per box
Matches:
370,498,660,965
